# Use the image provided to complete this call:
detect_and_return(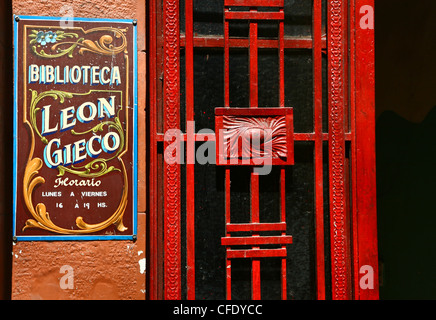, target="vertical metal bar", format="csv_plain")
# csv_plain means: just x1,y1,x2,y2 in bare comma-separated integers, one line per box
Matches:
343,0,353,298
226,254,232,300
225,168,231,300
163,0,181,300
249,10,258,109
279,9,285,108
313,0,326,300
353,0,379,300
281,255,287,300
224,6,232,300
349,0,359,298
278,8,287,299
148,0,159,300
343,0,349,134
328,0,350,300
156,0,165,299
185,0,196,301
280,167,287,300
343,2,353,298
249,7,260,300
251,171,261,300
224,12,230,108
